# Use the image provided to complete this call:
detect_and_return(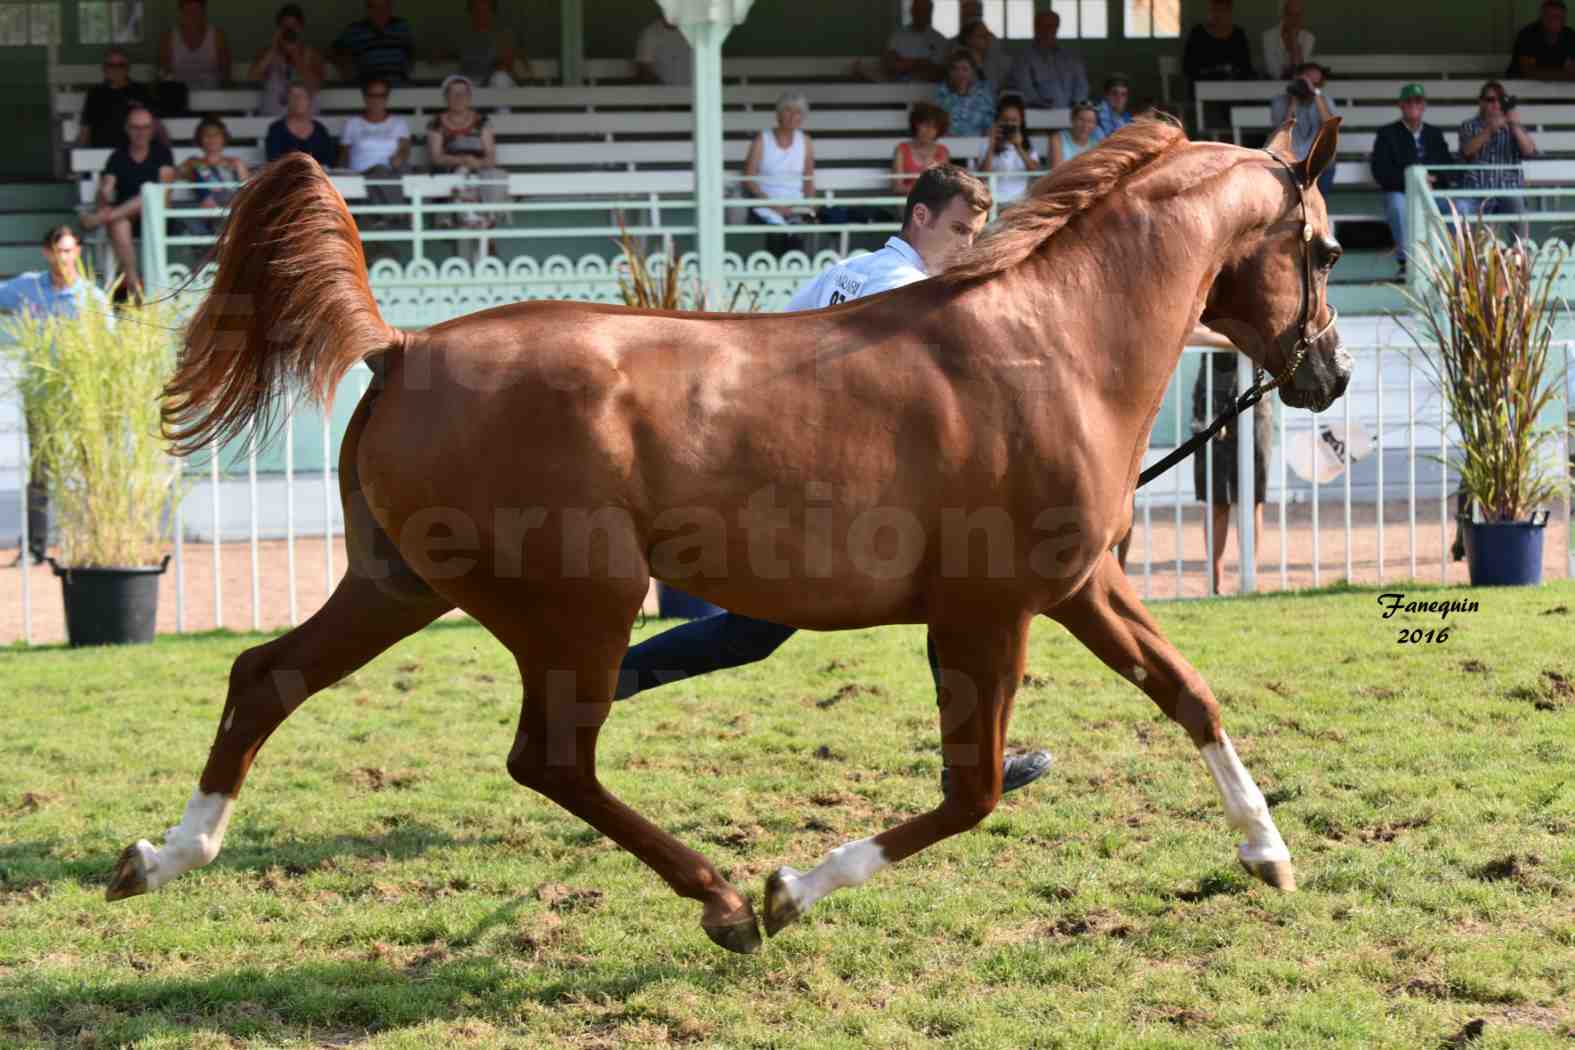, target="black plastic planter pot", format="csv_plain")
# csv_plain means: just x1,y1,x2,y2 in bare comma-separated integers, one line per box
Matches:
48,555,171,647
1459,511,1550,587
